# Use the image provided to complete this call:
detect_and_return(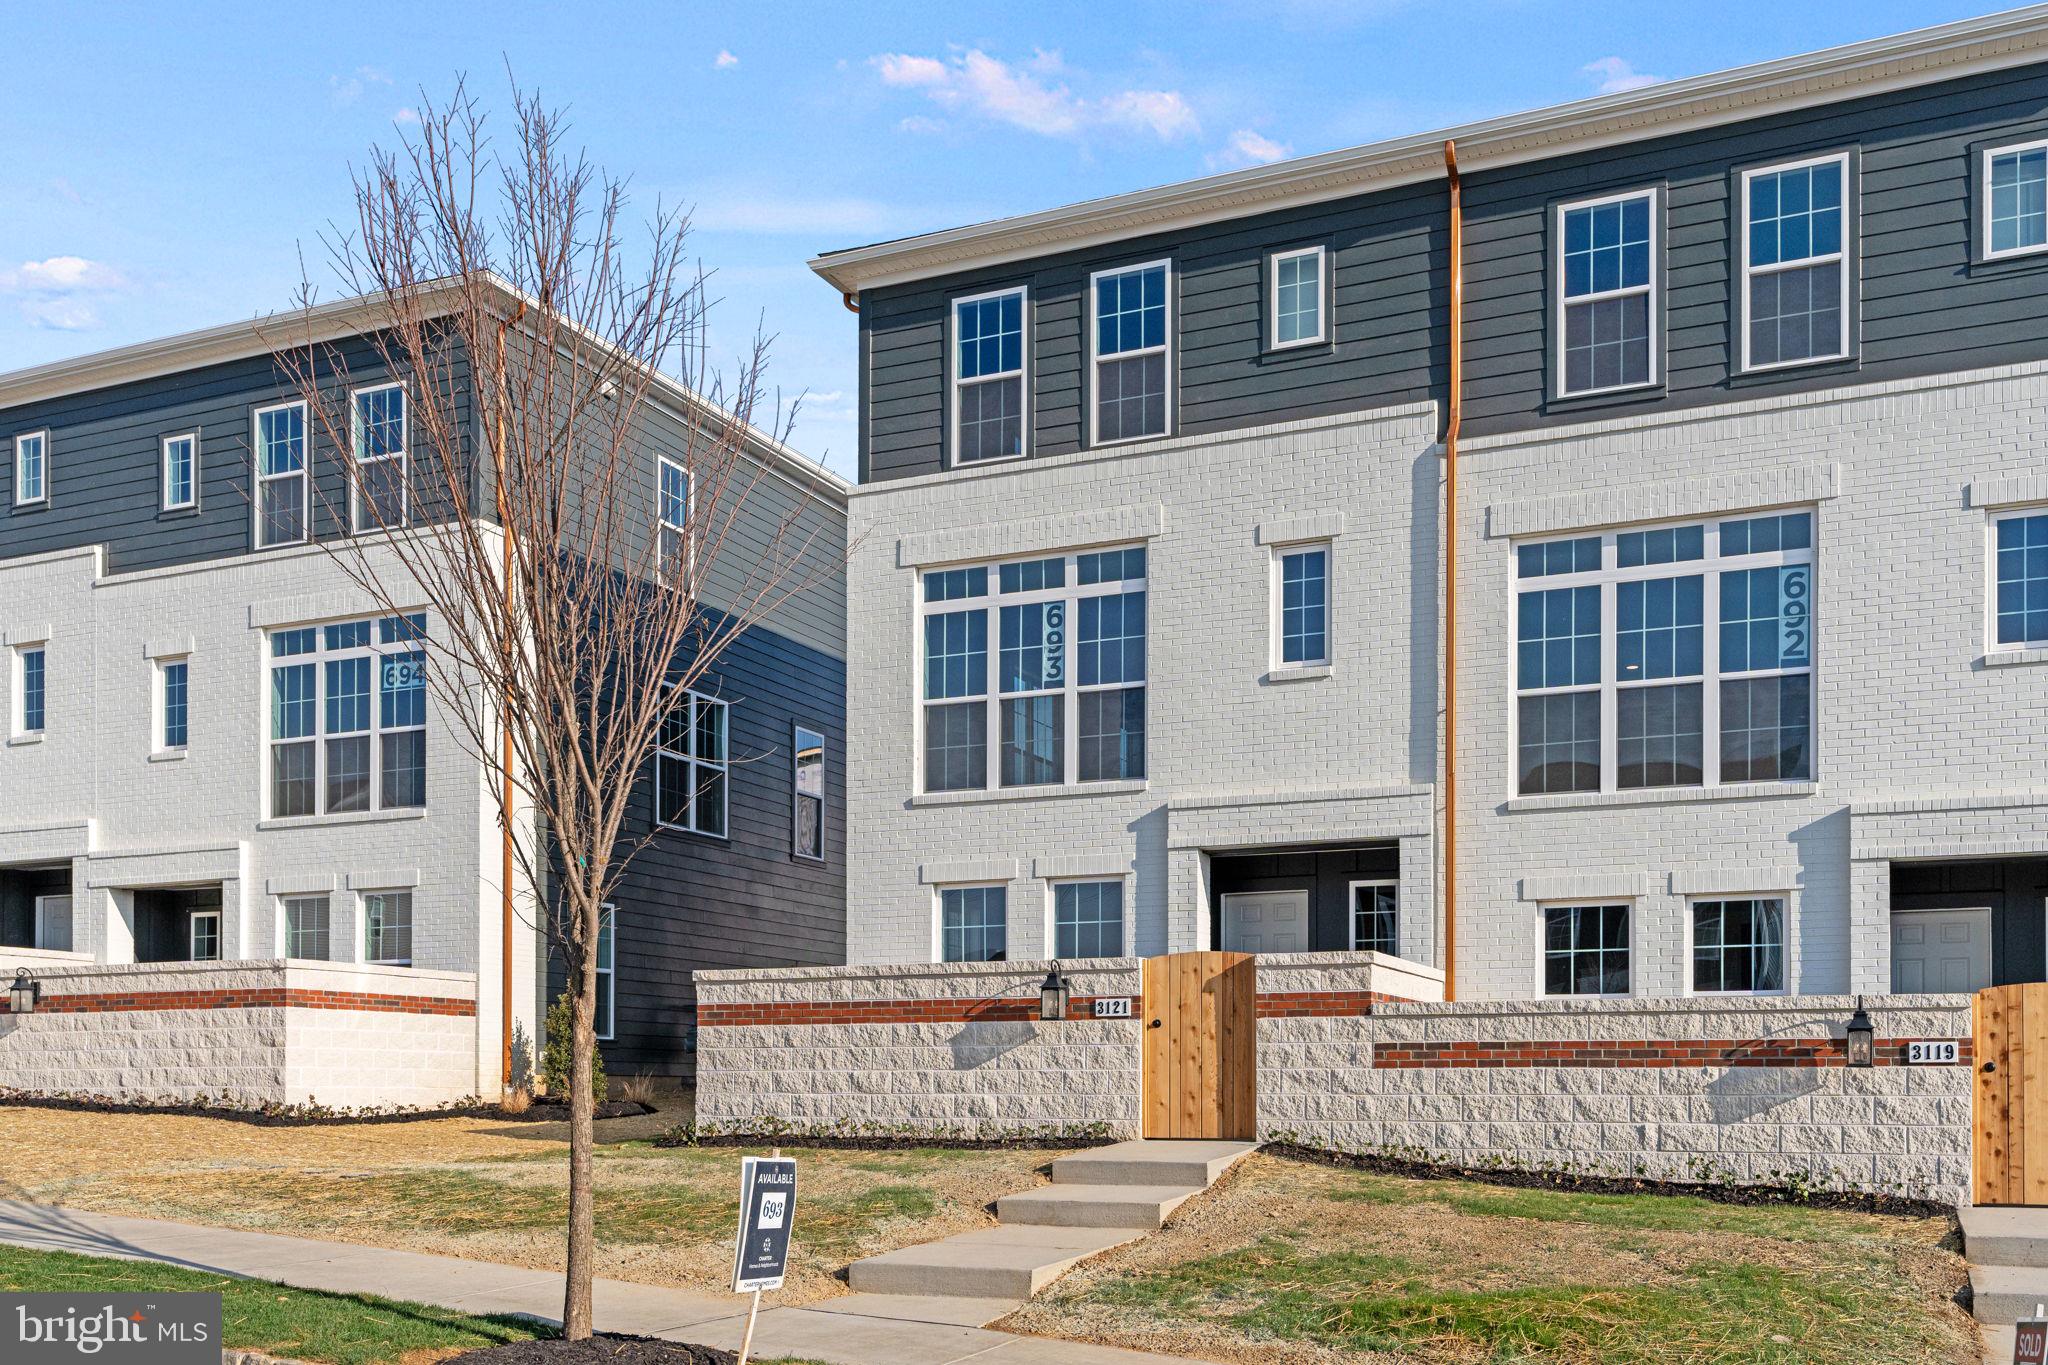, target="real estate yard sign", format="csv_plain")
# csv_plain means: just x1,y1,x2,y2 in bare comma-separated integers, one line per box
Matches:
732,1156,797,1293
2015,1317,2047,1365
